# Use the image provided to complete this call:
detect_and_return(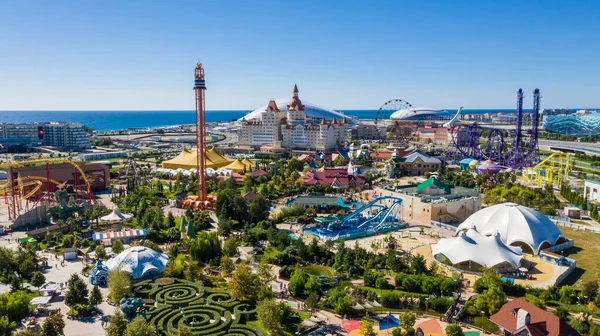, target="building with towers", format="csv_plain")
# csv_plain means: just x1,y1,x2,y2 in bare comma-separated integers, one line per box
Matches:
238,85,348,151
